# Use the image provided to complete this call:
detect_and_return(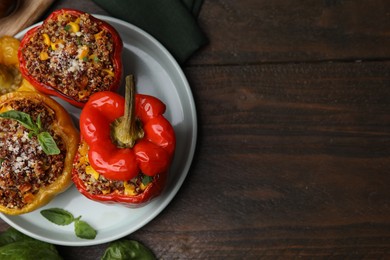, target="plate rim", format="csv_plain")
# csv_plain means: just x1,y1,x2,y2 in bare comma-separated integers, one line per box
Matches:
0,14,197,246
